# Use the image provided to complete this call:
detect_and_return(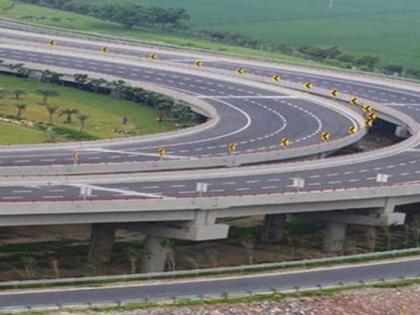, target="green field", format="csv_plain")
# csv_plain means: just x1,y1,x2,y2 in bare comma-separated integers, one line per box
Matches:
0,74,176,144
1,0,420,68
